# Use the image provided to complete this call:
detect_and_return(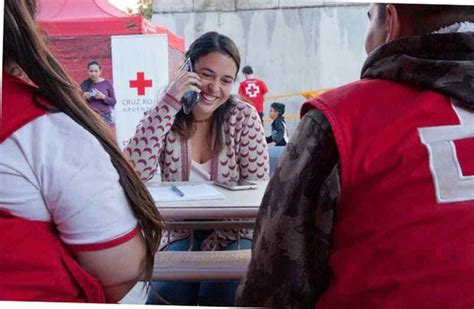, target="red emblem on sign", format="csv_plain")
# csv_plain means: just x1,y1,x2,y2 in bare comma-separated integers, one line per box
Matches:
130,72,152,96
